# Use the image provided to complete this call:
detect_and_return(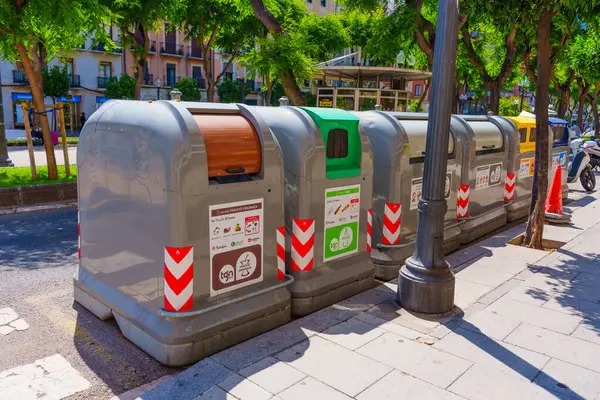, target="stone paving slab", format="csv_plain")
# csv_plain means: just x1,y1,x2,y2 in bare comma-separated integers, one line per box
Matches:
533,358,600,400
447,364,561,400
355,369,466,400
238,357,306,396
275,336,392,397
277,377,351,400
433,327,549,381
356,332,473,388
505,323,600,373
